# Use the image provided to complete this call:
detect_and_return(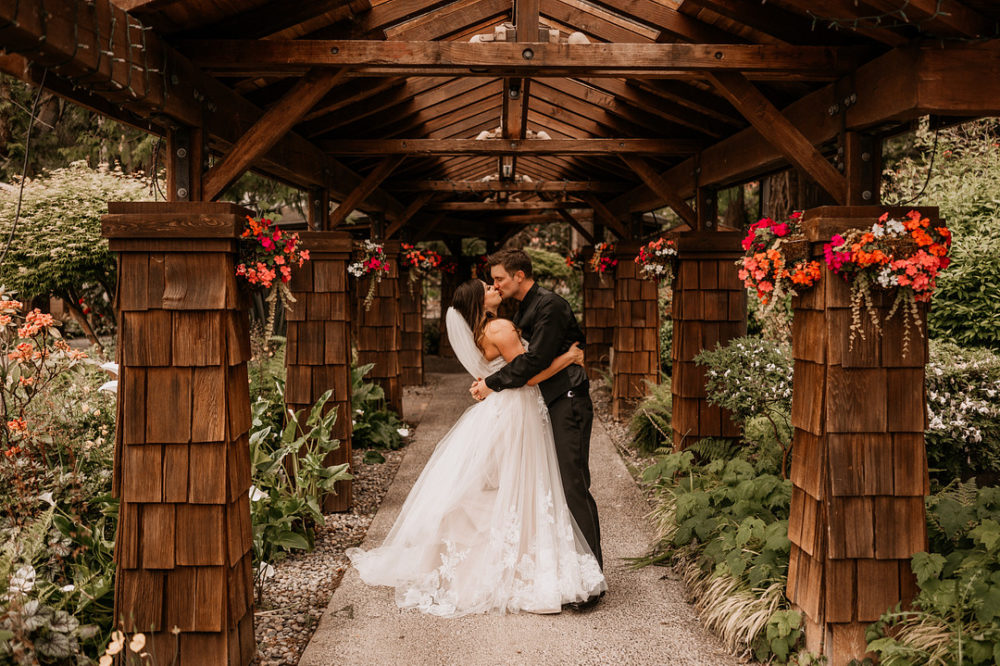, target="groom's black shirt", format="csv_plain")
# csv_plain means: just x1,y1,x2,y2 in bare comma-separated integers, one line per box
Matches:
484,282,588,404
